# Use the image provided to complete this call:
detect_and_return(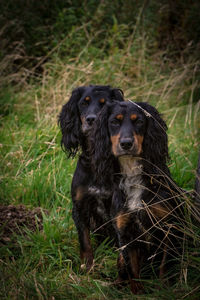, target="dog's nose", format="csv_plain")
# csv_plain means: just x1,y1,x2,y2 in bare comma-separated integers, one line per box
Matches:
120,138,133,150
86,115,96,125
